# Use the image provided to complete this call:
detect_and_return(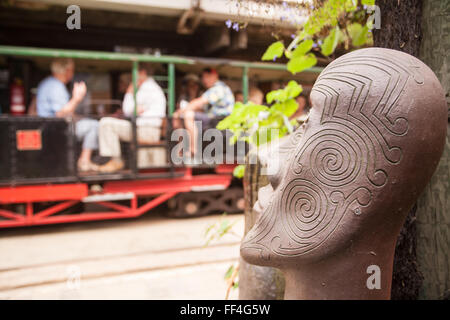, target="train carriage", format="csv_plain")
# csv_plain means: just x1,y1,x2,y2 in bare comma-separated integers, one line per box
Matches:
0,45,321,228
